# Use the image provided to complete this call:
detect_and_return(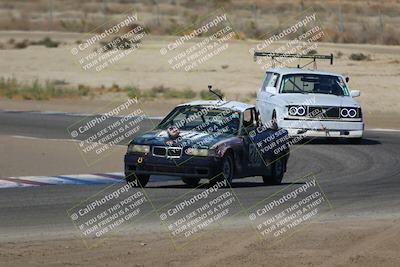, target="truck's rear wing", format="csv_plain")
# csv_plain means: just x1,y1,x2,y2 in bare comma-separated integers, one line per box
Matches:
253,52,333,69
